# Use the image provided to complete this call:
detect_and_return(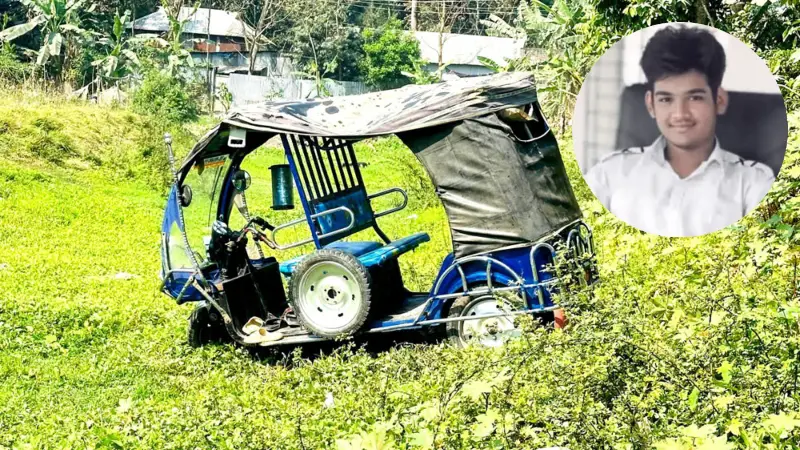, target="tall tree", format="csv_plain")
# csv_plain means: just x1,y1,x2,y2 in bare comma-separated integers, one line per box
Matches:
242,0,285,74
283,0,362,81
